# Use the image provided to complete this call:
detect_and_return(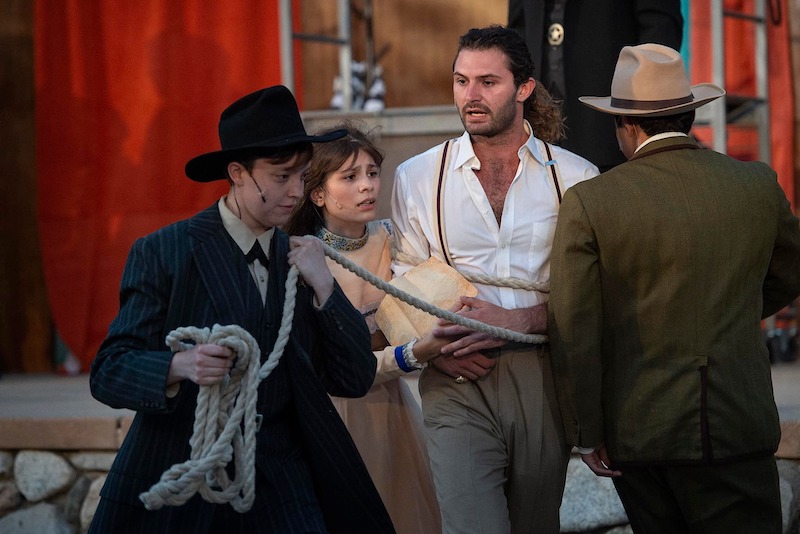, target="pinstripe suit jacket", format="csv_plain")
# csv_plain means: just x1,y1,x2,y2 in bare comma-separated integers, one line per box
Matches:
90,203,394,533
549,137,800,466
